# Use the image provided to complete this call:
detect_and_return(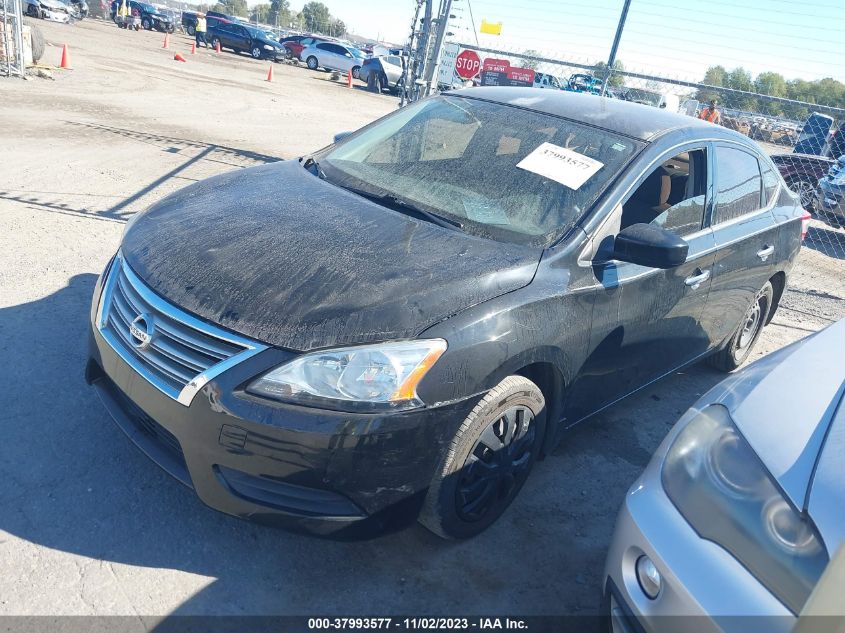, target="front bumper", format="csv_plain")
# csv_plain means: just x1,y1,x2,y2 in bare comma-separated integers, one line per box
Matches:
603,412,793,633
86,267,478,539
815,178,845,219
